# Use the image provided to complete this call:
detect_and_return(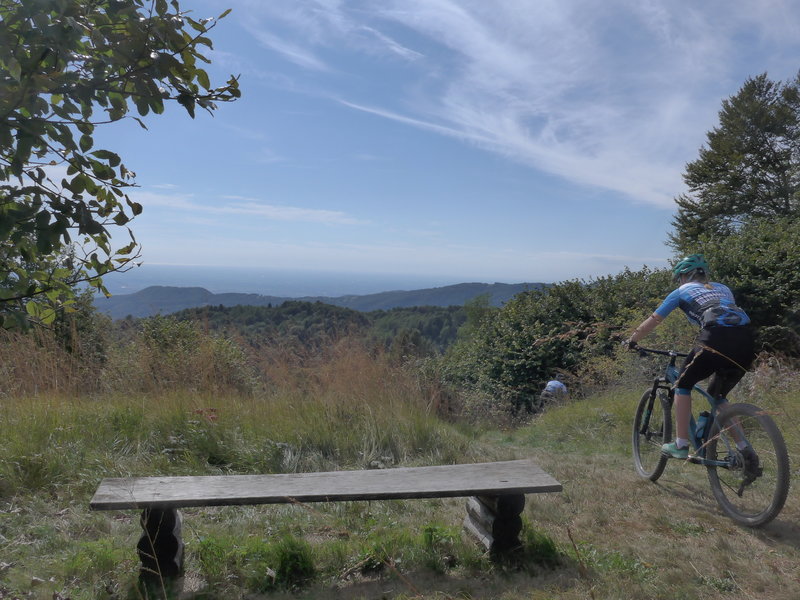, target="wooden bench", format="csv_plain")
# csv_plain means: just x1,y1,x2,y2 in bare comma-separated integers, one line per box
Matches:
90,459,561,580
